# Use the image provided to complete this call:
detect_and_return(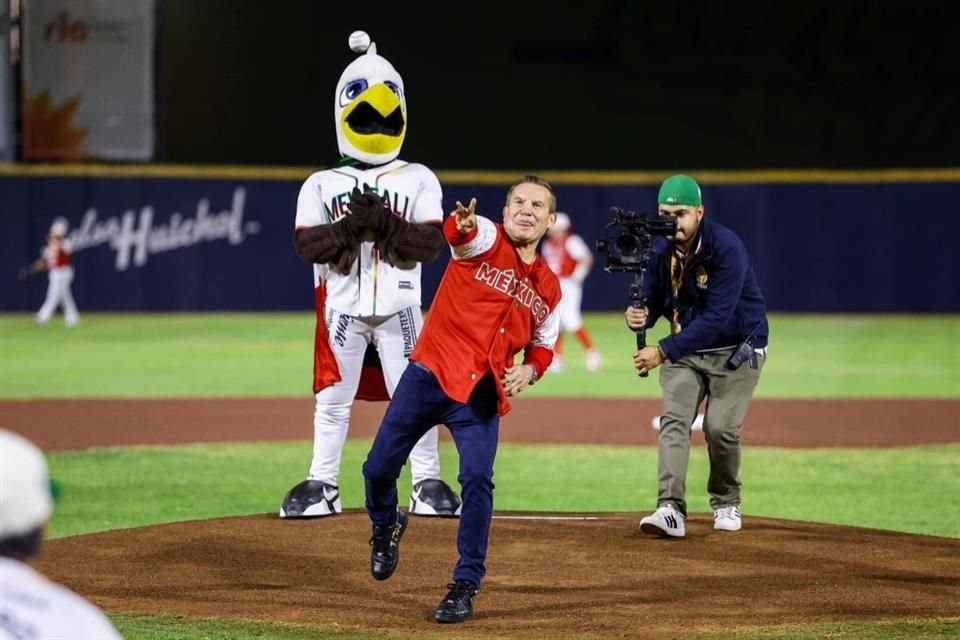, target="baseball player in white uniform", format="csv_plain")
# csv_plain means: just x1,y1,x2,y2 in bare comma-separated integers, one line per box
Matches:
0,429,122,640
22,218,80,328
540,212,602,372
280,31,460,519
